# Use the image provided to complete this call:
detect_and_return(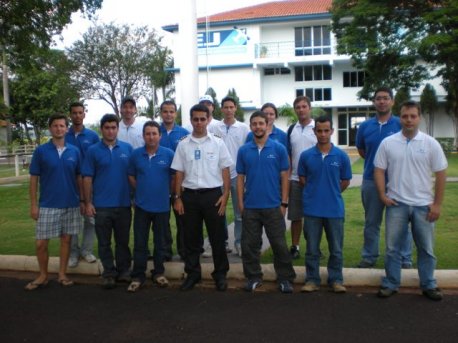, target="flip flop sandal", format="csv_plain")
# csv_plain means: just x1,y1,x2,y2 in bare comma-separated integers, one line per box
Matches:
58,278,74,287
24,280,48,291
153,275,169,288
127,281,143,293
